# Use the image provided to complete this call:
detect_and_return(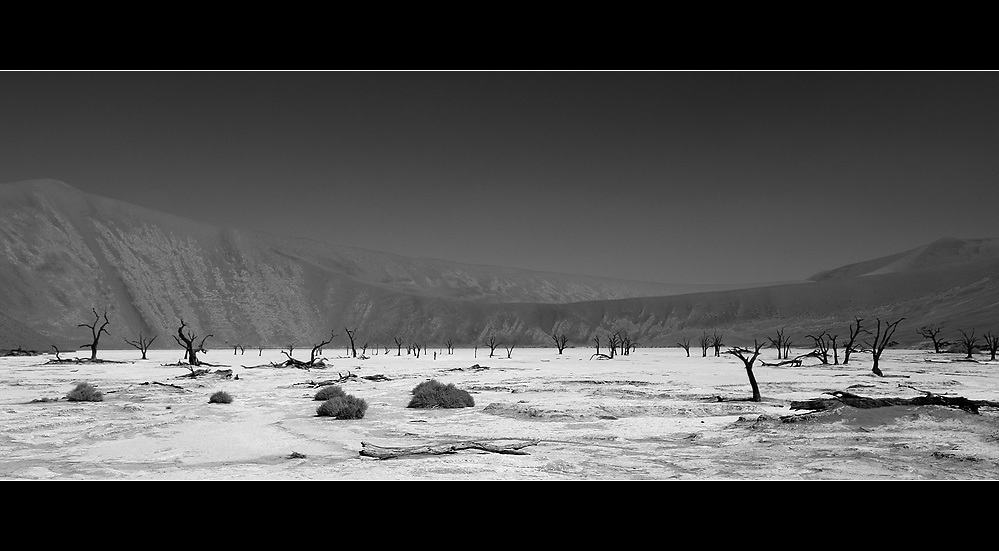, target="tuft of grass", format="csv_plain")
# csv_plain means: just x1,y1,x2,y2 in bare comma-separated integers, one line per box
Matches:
313,385,346,401
209,390,233,404
66,382,103,402
407,379,474,409
316,394,368,419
